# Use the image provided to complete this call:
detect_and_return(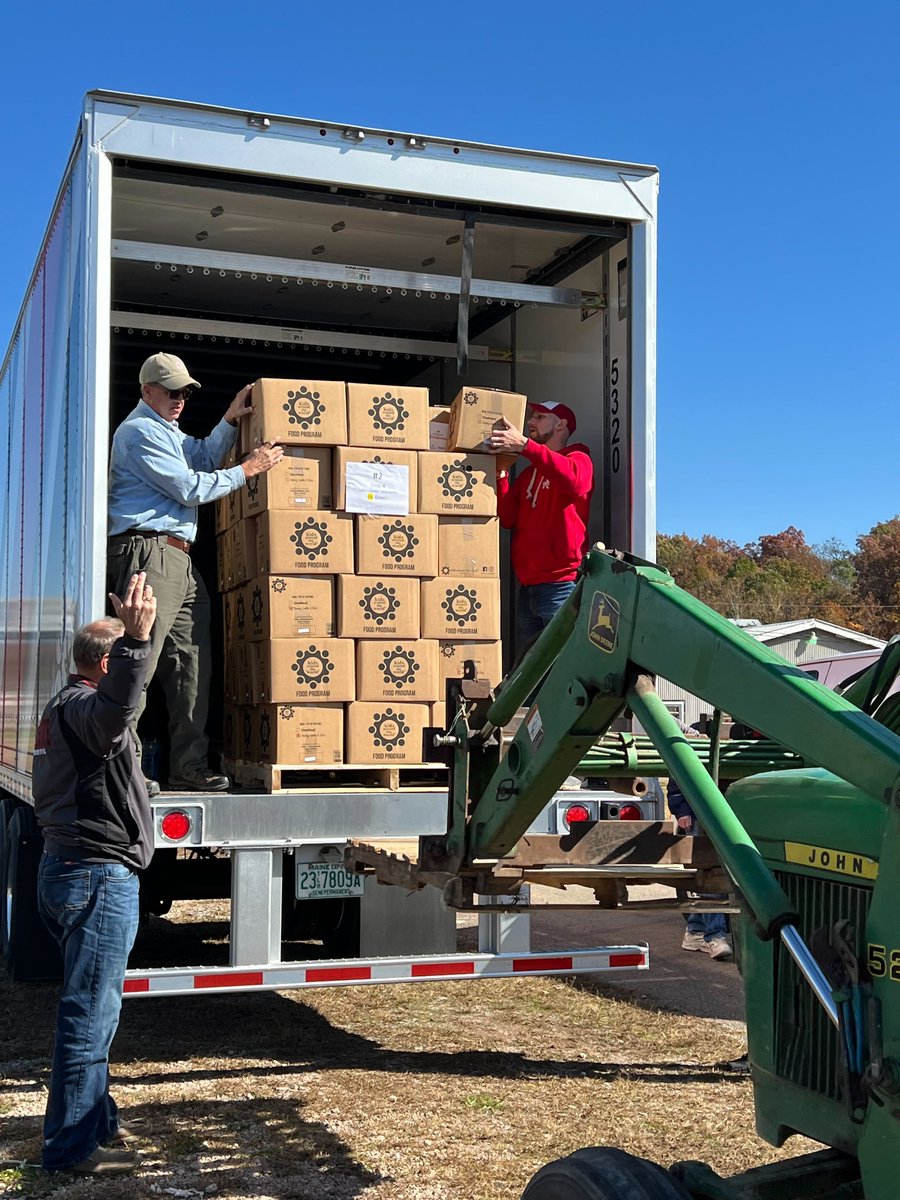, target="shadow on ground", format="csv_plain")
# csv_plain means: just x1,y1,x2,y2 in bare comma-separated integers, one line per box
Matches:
1,1095,383,1198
